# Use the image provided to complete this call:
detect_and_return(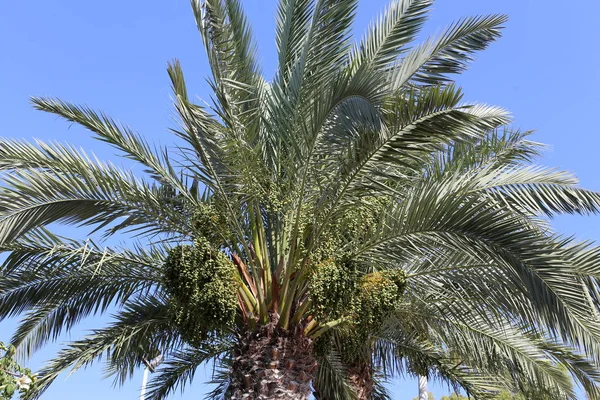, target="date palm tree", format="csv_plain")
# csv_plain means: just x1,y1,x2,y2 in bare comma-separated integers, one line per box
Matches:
2,0,600,399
